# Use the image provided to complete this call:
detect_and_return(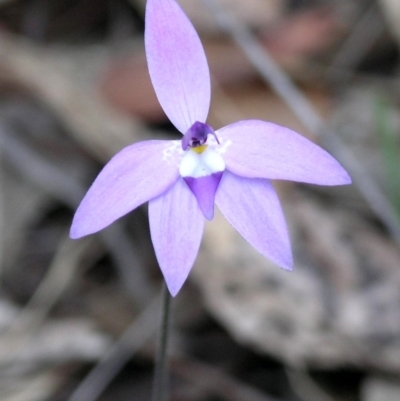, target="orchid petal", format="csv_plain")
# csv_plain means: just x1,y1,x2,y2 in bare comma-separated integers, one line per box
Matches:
70,140,181,239
217,120,351,185
215,171,293,269
184,172,222,220
145,0,210,134
149,178,204,296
